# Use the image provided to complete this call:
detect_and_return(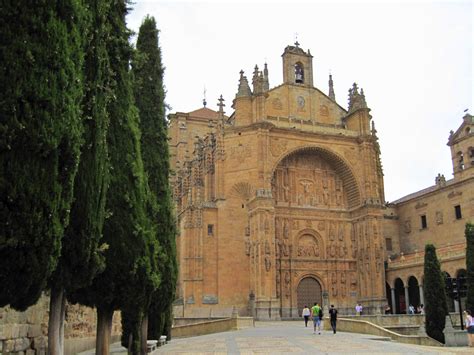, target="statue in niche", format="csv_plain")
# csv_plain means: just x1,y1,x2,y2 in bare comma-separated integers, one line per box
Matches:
350,274,357,290
265,256,271,272
245,238,251,256
336,191,342,205
331,272,338,296
275,238,281,257
329,222,336,241
329,242,337,258
282,183,290,202
341,272,347,298
323,187,330,205
283,220,290,239
282,238,290,257
264,216,270,234
276,272,281,297
351,245,357,259
284,272,291,298
300,180,313,205
265,240,271,255
338,225,344,241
